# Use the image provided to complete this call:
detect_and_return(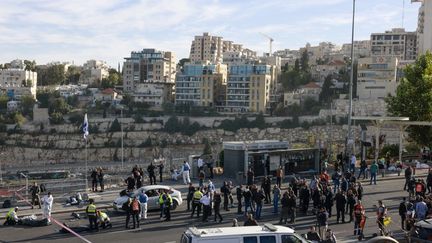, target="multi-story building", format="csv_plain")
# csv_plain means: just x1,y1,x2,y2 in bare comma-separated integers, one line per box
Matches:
133,81,174,109
356,56,399,100
175,63,227,107
225,64,276,113
341,40,371,58
370,28,417,60
414,0,432,55
312,60,346,81
122,49,176,93
80,60,109,85
189,33,224,64
0,68,37,99
189,32,256,64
